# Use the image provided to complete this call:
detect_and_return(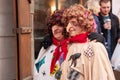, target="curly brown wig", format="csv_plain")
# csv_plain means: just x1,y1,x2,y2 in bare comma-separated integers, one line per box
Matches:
46,9,66,37
62,4,94,32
